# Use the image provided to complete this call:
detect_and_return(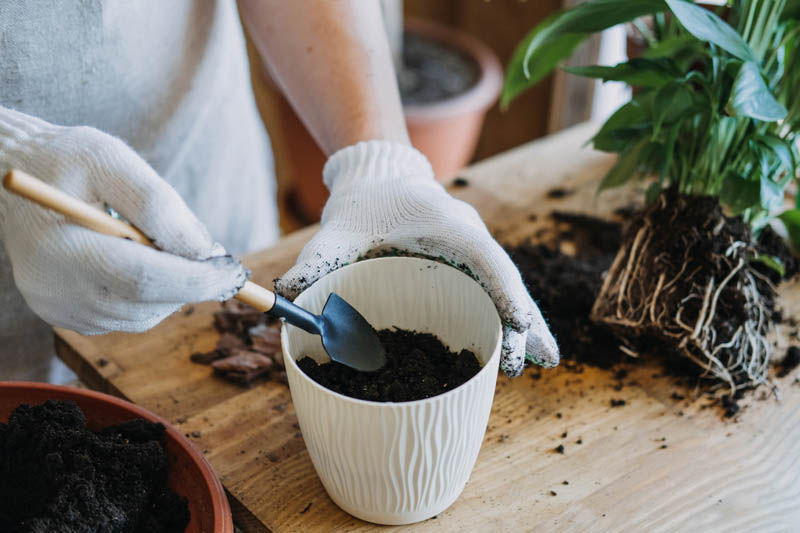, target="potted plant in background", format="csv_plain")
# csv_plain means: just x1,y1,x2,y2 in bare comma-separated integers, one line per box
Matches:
504,0,799,394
